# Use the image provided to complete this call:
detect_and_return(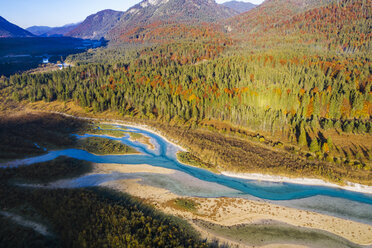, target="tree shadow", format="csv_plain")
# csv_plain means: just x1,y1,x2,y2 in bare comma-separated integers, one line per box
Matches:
341,148,349,158
317,131,327,144
306,131,312,147
359,145,369,159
